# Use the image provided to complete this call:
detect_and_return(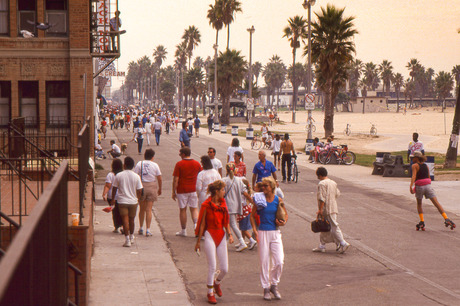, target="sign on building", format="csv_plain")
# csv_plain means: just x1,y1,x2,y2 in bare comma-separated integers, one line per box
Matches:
96,0,110,53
